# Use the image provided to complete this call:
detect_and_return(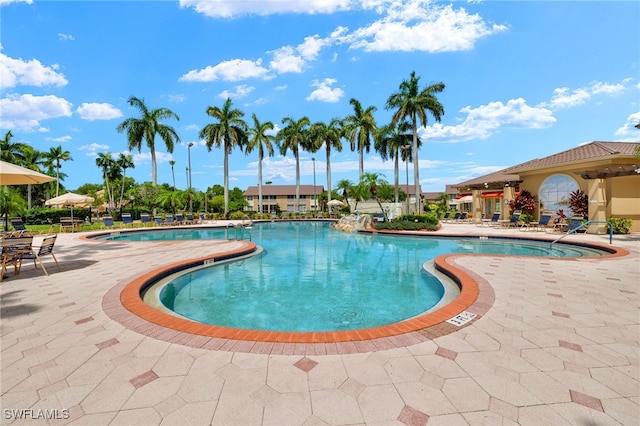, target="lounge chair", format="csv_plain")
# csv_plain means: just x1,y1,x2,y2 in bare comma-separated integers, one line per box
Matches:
153,216,164,226
498,210,522,228
165,215,175,225
567,216,584,232
175,213,185,225
19,234,61,276
198,213,206,223
525,213,553,232
185,213,194,225
447,212,461,223
121,213,133,228
478,212,501,227
140,213,151,227
9,218,27,231
102,216,115,229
